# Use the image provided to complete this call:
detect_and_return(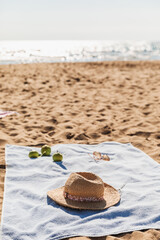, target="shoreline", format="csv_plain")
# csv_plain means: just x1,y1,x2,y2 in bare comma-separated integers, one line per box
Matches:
1,40,160,65
1,59,160,65
0,60,160,239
